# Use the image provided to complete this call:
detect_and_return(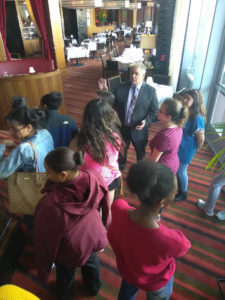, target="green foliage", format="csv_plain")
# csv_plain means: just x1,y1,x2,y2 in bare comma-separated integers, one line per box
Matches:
206,122,225,172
